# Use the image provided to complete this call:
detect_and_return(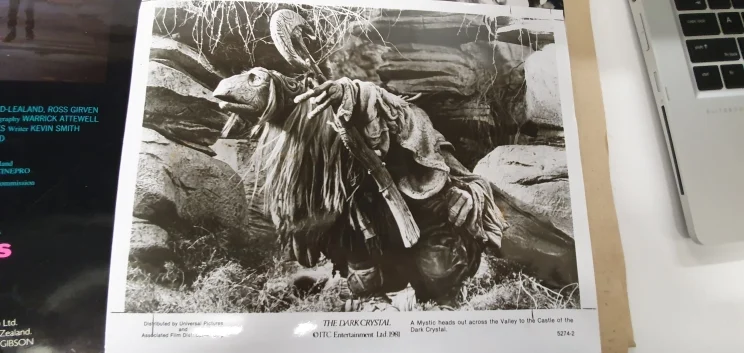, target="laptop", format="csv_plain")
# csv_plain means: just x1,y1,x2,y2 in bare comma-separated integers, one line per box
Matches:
629,0,744,245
